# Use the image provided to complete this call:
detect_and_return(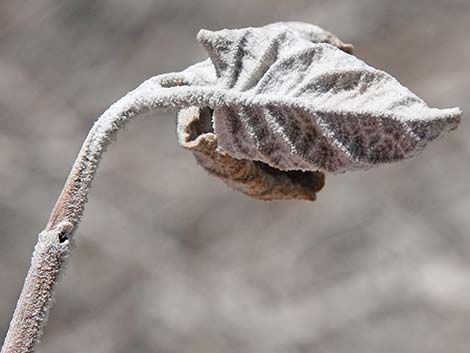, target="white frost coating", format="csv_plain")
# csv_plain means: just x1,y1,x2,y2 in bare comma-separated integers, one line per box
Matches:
193,24,461,172
1,222,73,353
47,75,212,227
